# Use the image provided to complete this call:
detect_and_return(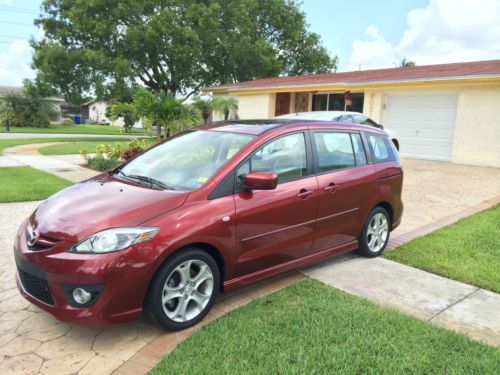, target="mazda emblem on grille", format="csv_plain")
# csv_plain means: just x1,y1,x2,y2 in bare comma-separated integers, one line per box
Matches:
27,227,39,247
